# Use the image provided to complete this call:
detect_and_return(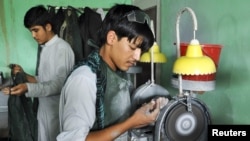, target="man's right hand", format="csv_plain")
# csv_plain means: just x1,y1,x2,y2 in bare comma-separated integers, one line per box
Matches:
131,97,169,128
